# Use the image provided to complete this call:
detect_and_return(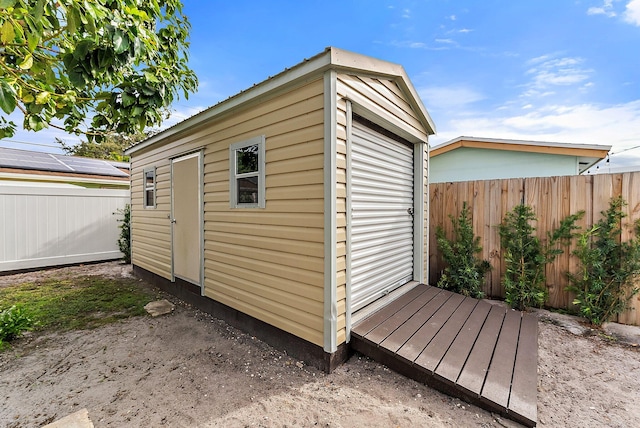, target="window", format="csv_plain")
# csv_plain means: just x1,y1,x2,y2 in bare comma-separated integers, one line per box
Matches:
230,136,265,208
144,168,156,208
